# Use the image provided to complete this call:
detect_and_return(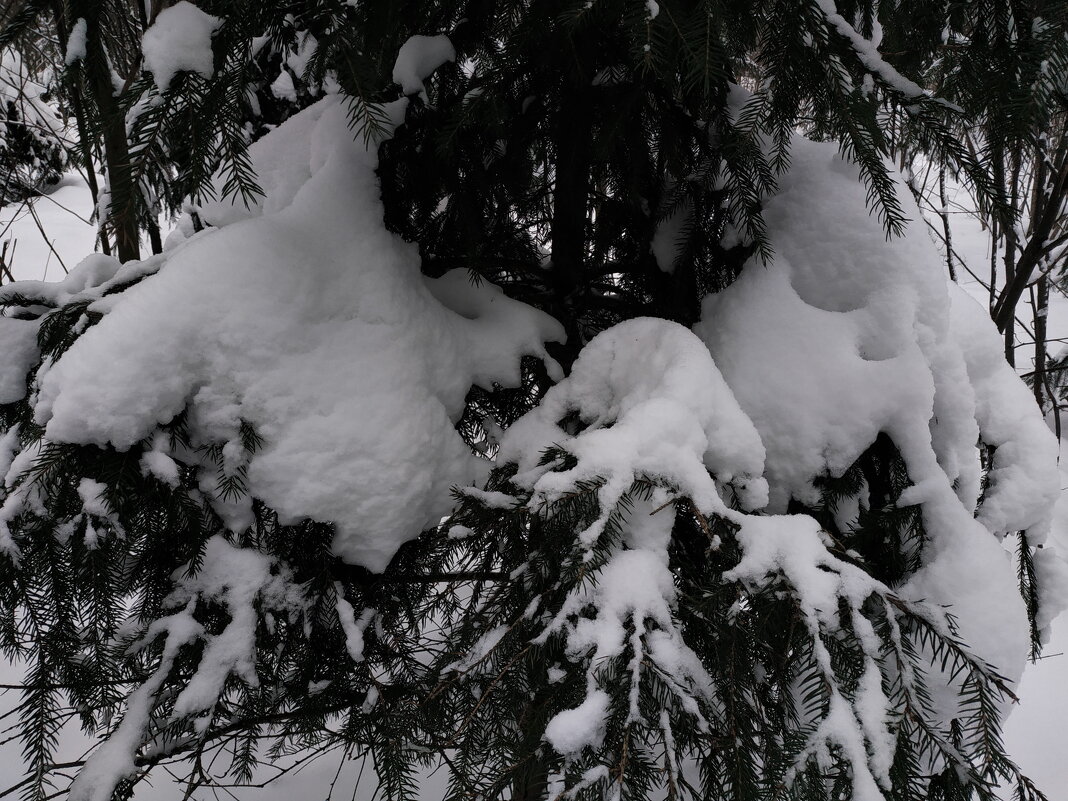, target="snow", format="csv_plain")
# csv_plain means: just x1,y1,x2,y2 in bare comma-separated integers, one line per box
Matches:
948,284,1060,542
140,434,181,487
494,154,1060,762
814,0,928,99
694,122,1056,685
0,169,101,286
76,478,109,517
392,35,455,98
31,96,563,572
270,69,297,102
726,514,898,791
544,689,610,755
140,1,223,92
0,251,120,307
335,583,375,663
0,43,1062,799
533,486,717,757
500,317,768,549
69,536,305,801
0,317,39,403
66,603,202,801
65,19,87,65
492,101,1058,788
